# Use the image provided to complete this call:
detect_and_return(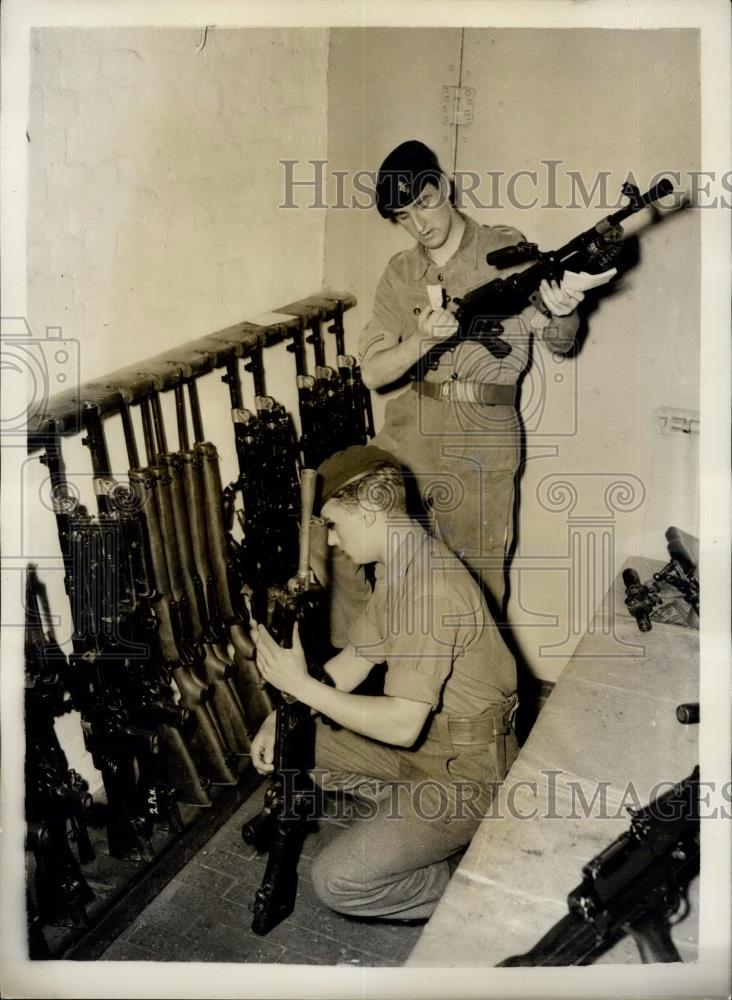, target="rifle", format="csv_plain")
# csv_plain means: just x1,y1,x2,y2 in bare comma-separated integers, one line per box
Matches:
307,313,352,459
421,177,674,372
327,300,375,443
143,371,253,758
181,371,273,728
126,390,240,792
223,346,302,599
24,563,96,933
242,468,335,935
78,404,208,835
287,318,325,468
497,764,700,966
41,422,158,860
120,393,238,801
